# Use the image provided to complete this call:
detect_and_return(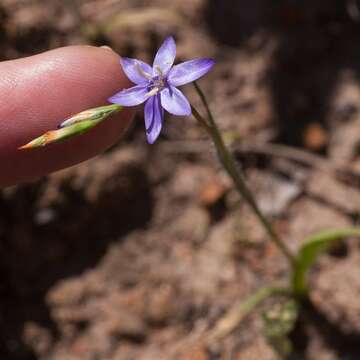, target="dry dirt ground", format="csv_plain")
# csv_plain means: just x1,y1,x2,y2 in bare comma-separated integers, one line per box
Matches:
1,0,360,359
